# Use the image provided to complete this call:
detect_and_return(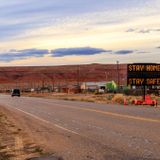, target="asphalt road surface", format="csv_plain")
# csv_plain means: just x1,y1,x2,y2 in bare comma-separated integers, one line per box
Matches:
0,95,160,160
